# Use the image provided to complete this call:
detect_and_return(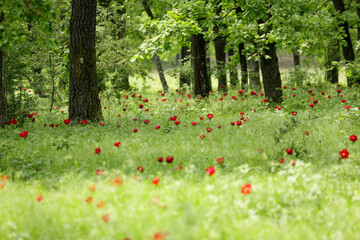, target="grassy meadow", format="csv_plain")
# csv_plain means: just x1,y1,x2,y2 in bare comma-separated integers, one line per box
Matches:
1,72,360,240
